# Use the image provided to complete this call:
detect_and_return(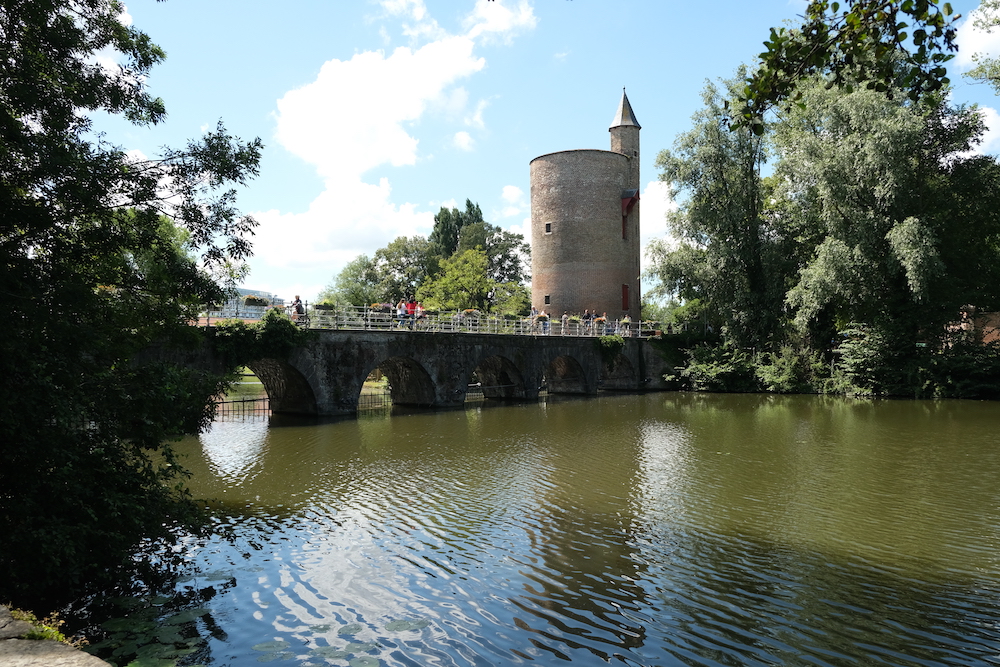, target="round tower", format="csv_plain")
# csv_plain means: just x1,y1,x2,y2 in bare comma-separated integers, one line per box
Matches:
530,90,642,321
